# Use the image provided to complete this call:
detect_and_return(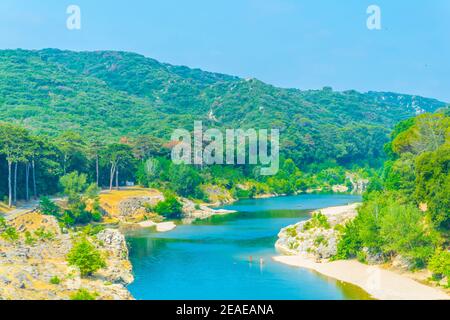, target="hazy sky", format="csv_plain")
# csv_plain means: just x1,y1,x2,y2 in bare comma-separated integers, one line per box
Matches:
1,0,449,102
